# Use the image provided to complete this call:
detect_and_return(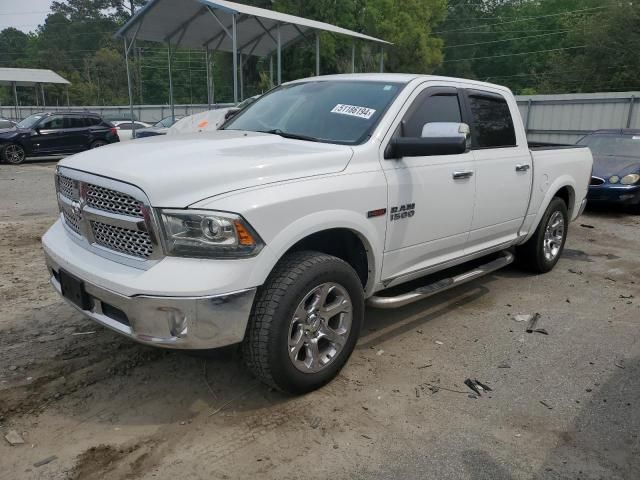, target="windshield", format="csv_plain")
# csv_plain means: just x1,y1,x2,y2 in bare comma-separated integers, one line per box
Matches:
154,116,178,128
17,114,45,129
223,80,404,144
578,134,640,158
